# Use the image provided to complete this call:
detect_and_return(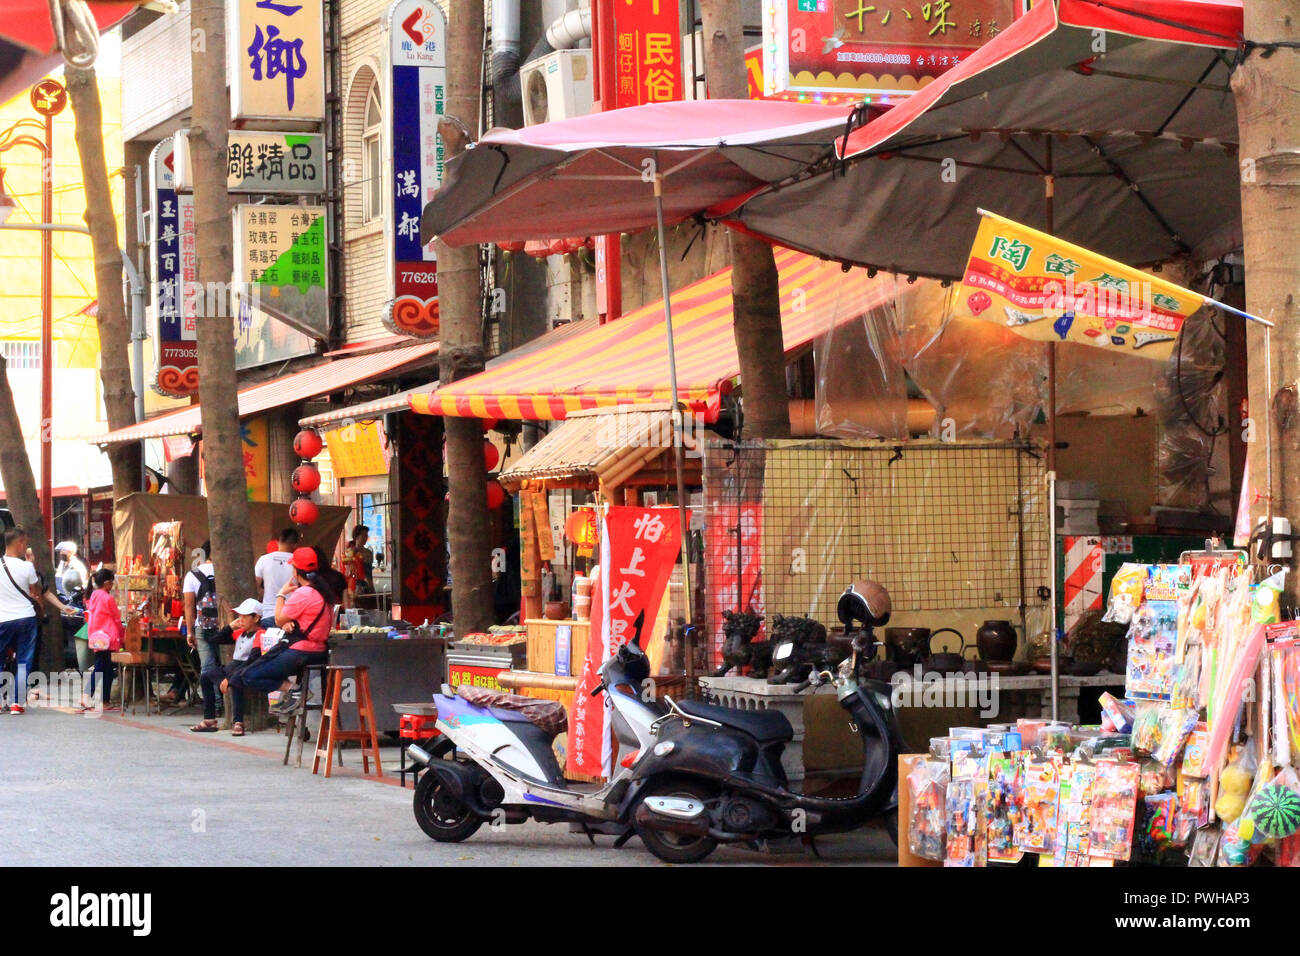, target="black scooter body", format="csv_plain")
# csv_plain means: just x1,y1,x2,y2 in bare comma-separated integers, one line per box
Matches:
629,676,905,839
